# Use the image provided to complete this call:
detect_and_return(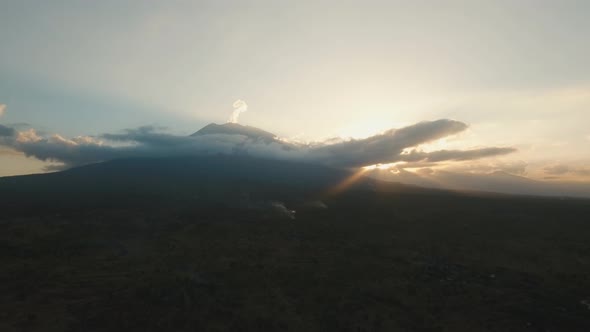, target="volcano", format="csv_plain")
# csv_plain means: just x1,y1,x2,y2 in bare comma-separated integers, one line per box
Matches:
1,126,590,332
